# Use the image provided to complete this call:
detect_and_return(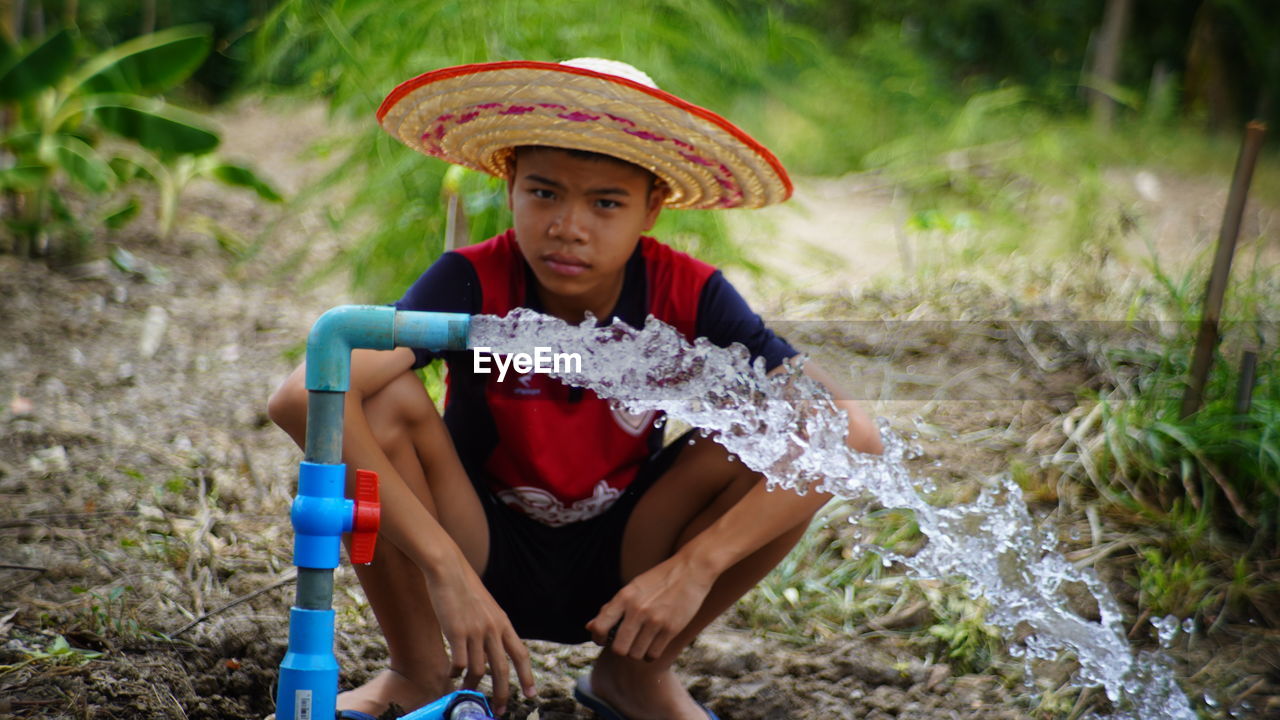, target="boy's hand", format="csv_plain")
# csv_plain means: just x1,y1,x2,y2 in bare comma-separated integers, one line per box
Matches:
586,554,715,662
427,550,535,715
